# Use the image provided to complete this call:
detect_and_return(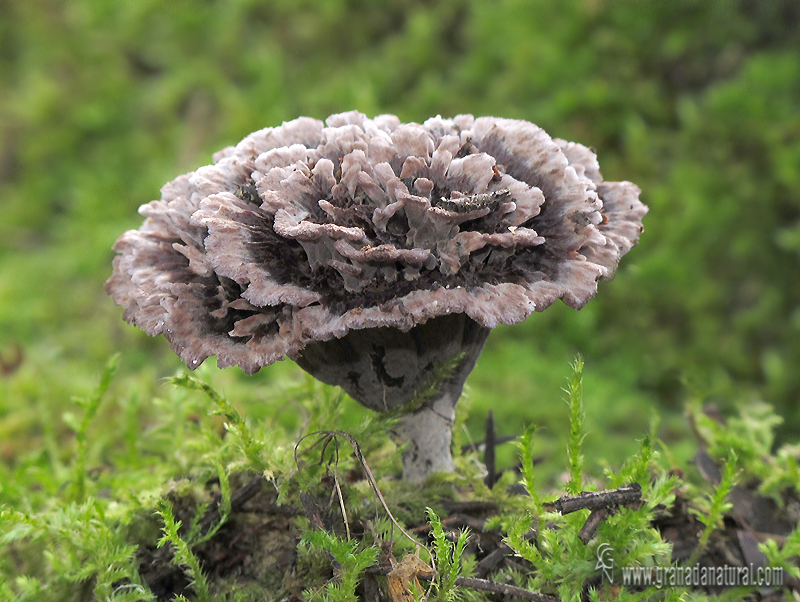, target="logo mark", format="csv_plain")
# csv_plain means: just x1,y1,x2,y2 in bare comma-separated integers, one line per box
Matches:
596,543,615,583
